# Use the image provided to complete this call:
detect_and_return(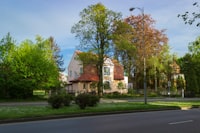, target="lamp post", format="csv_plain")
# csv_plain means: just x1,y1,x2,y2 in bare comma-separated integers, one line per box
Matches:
129,7,147,104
